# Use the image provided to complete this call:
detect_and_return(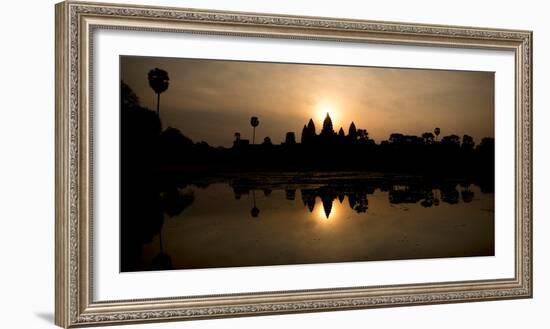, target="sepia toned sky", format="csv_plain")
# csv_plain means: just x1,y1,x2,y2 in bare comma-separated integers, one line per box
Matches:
121,56,494,147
